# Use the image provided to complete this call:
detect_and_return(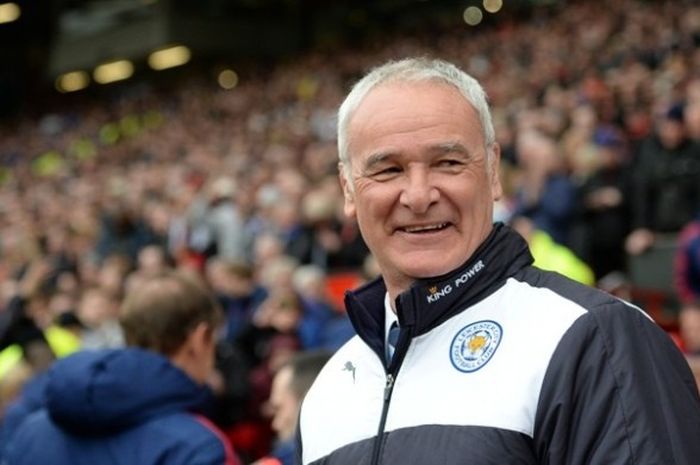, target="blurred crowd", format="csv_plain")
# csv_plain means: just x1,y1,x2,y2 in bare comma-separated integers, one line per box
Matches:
2,0,700,462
